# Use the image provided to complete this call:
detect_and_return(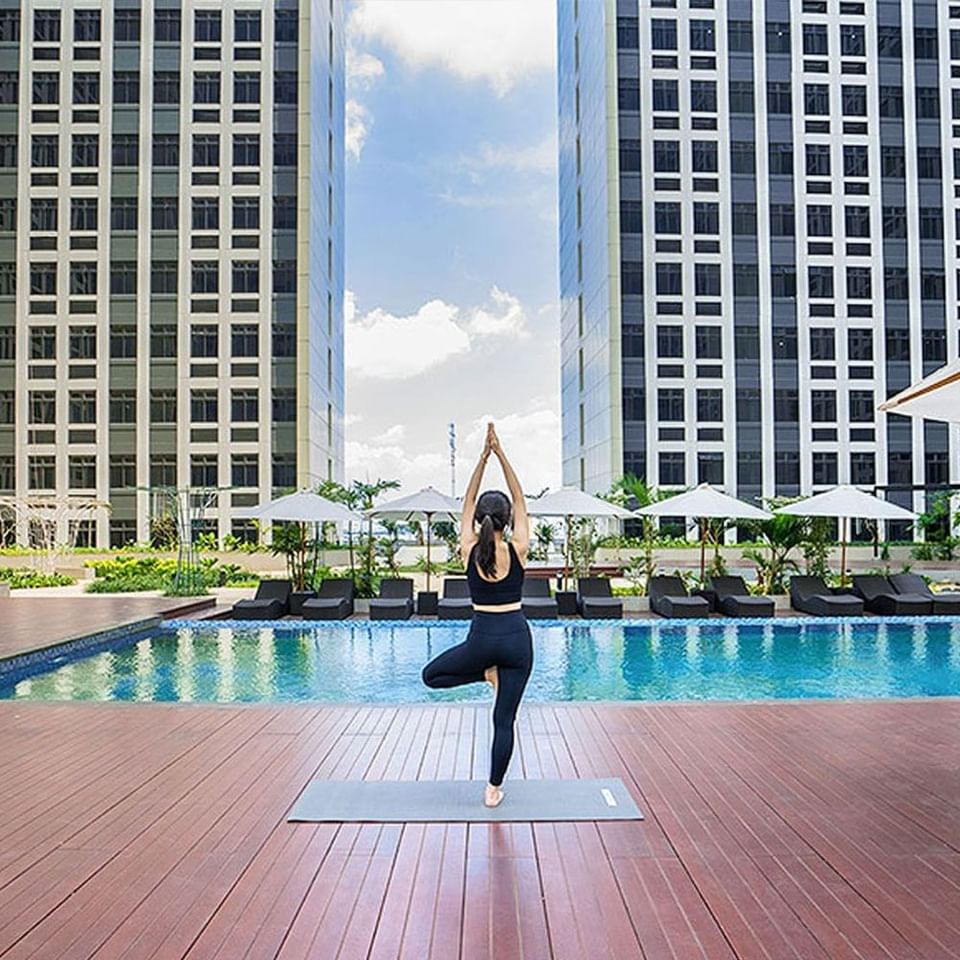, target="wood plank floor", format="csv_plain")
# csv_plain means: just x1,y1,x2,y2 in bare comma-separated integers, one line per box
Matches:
0,597,215,661
1,699,958,959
